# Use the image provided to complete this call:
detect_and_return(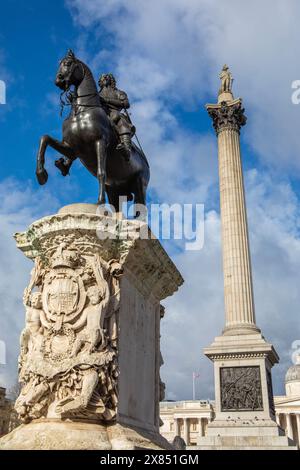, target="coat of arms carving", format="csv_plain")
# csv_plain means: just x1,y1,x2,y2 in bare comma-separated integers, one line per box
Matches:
42,269,86,330
15,241,122,424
